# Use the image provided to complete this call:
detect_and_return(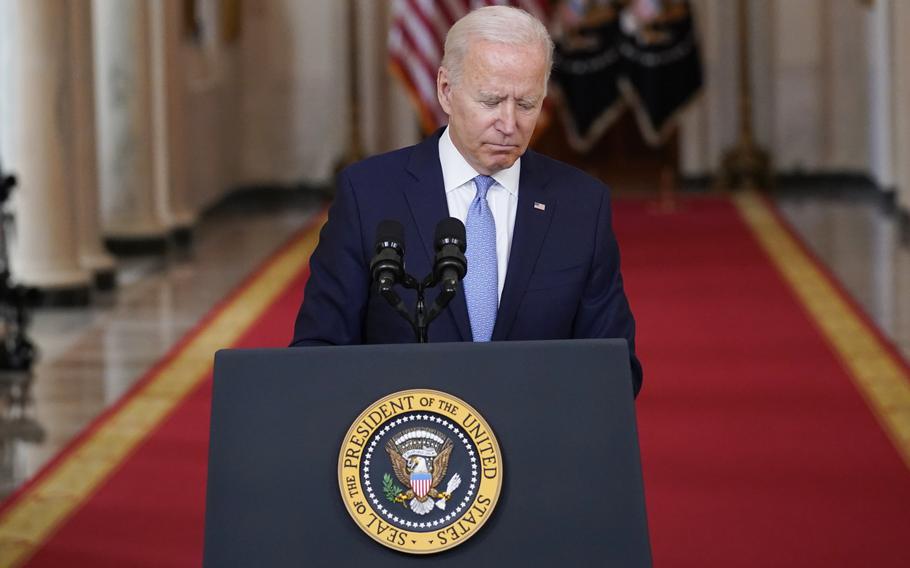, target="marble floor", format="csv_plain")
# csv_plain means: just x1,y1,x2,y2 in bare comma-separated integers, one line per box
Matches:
0,186,908,501
0,190,325,500
775,187,910,359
